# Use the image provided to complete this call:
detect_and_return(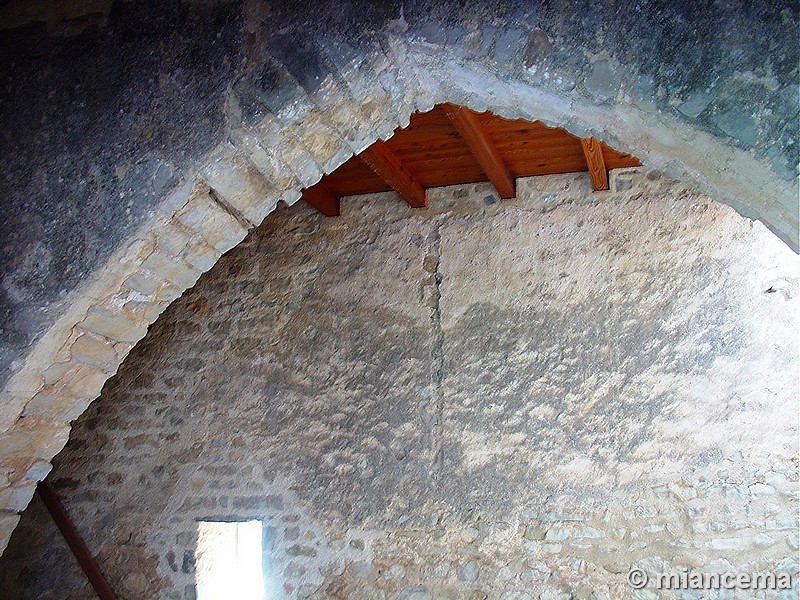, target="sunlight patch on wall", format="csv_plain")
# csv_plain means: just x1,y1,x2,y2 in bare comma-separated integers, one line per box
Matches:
196,520,265,600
